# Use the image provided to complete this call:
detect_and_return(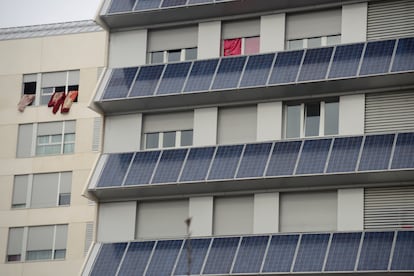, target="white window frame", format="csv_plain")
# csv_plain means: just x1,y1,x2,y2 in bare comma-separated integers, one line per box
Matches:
22,70,79,106
148,47,198,64
286,34,341,50
6,225,68,263
284,99,339,139
143,129,193,150
12,172,72,209
34,121,75,156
